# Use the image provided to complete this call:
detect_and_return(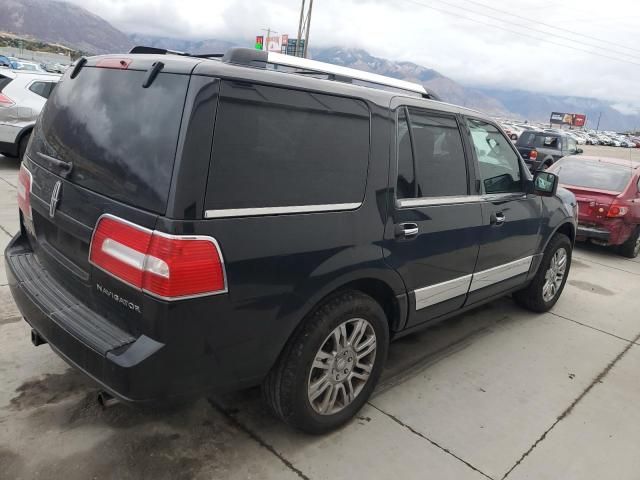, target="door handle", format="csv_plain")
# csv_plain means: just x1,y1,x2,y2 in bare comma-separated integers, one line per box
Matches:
395,222,419,238
490,212,506,226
